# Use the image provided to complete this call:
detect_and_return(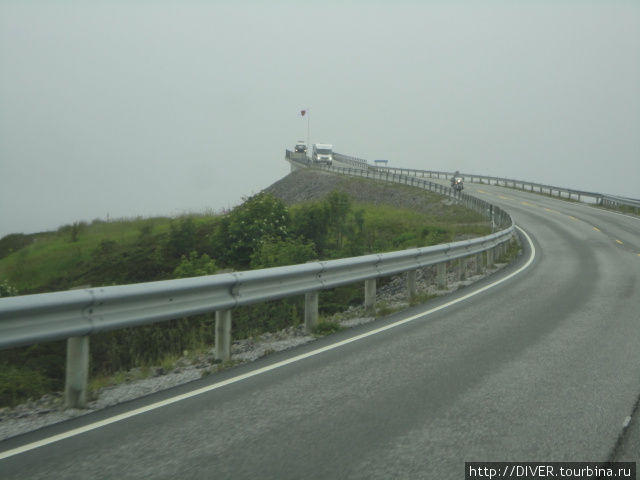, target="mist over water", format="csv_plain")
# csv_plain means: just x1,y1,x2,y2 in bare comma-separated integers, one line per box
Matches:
1,2,638,238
